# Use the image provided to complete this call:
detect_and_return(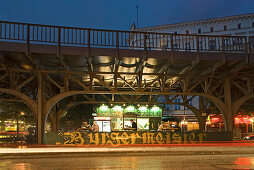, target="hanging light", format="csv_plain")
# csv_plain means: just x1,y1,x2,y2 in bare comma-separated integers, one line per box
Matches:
150,106,160,113
125,105,135,112
112,105,123,112
99,105,109,112
138,106,148,112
